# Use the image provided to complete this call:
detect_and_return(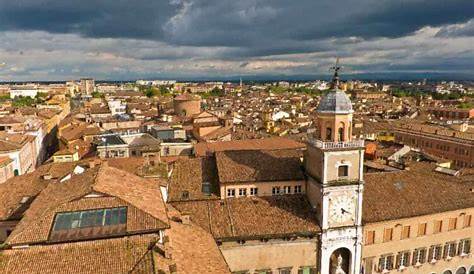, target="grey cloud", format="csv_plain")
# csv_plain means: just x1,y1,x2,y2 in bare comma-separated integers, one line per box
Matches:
436,19,474,37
